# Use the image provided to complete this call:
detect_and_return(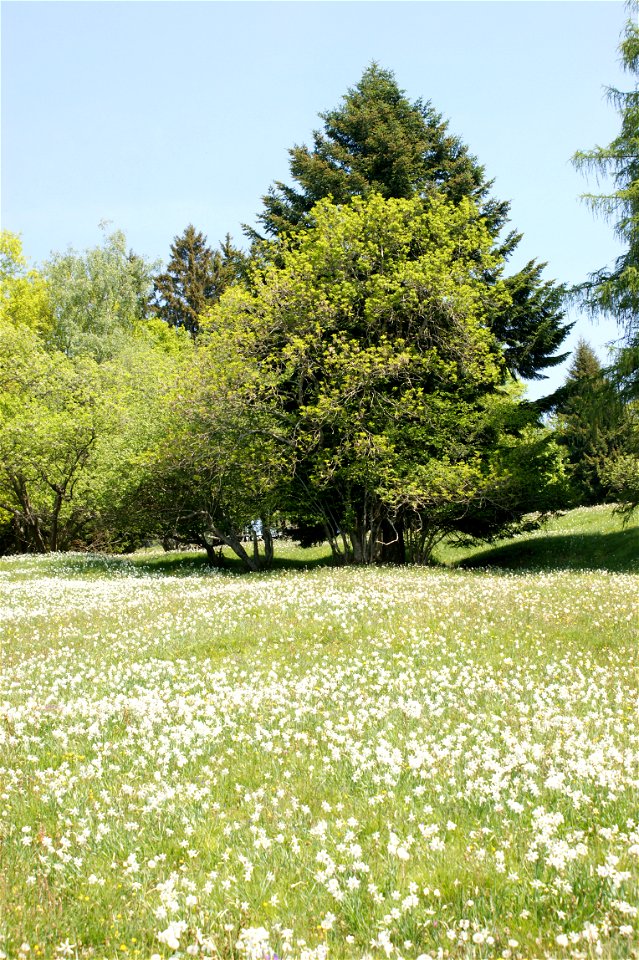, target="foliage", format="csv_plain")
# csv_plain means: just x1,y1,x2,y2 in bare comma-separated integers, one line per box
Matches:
253,64,572,384
0,230,52,336
215,193,570,564
601,451,639,515
554,339,632,504
256,63,508,237
152,225,246,336
44,228,156,360
573,7,639,393
0,318,104,551
0,229,191,555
